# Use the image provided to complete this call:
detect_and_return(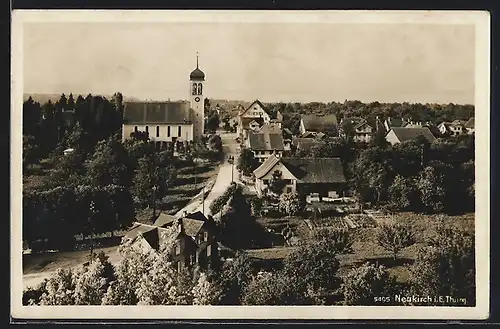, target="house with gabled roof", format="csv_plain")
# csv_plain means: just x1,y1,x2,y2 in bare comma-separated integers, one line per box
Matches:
437,120,467,137
122,211,219,271
299,114,338,136
247,129,285,163
383,116,409,131
464,117,475,135
236,100,282,140
385,127,437,146
339,117,374,143
253,154,347,198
